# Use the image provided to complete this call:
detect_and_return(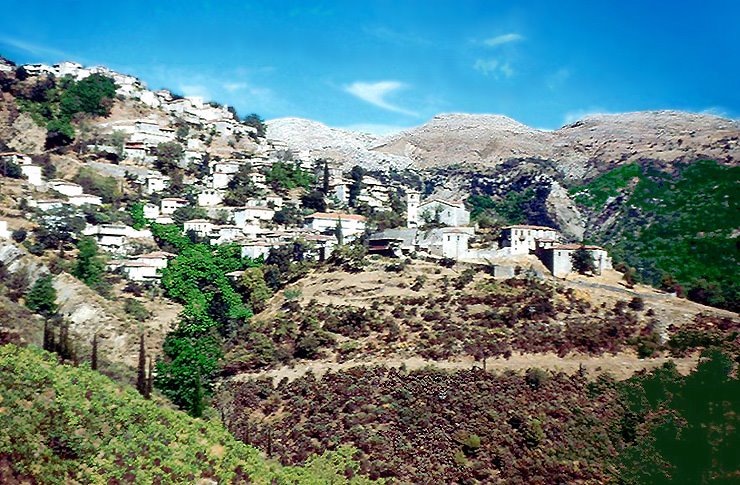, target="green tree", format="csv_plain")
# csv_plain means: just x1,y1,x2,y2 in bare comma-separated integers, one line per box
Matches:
223,164,263,206
128,202,147,230
241,113,266,137
348,165,365,208
25,274,58,317
239,267,273,314
58,73,116,118
571,246,596,275
301,189,327,212
155,328,222,417
153,141,184,172
73,237,106,287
